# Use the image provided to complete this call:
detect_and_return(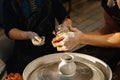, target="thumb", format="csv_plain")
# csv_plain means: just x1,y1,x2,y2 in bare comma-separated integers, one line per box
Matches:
69,26,80,32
